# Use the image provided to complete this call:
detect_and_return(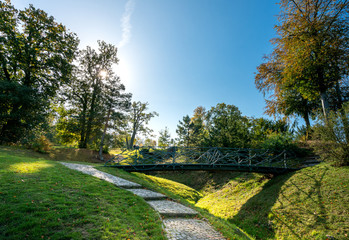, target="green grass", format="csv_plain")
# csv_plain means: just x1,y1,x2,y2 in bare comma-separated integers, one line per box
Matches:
97,166,253,240
0,146,165,240
5,145,347,239
149,167,349,240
